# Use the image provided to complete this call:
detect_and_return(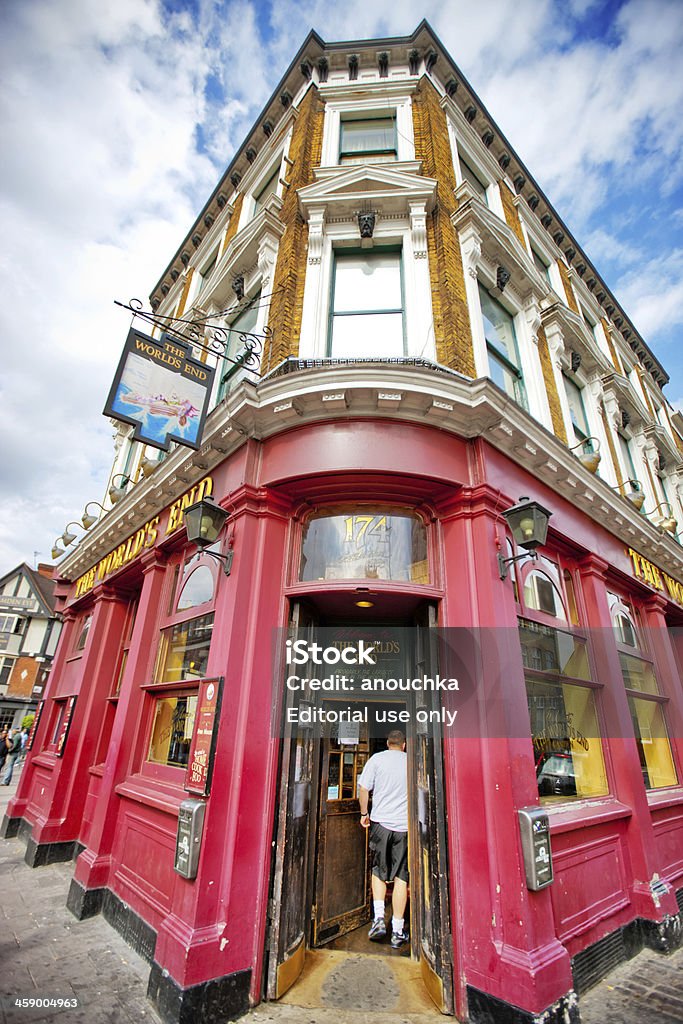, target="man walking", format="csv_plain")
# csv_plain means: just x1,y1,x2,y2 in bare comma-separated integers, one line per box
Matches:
1,728,23,785
358,729,409,948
